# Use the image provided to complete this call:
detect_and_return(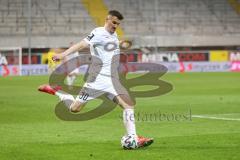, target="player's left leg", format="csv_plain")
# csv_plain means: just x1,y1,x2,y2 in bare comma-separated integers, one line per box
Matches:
114,94,154,148
114,94,136,135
